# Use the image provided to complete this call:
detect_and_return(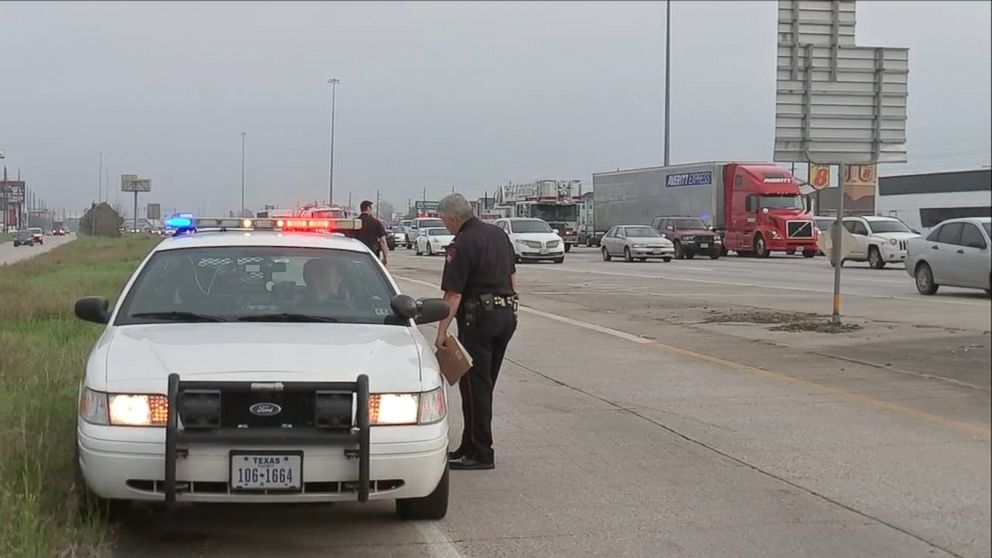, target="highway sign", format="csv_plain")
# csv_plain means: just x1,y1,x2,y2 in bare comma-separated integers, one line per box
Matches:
414,201,439,211
121,175,151,192
0,181,26,204
774,0,909,165
146,203,161,220
809,164,831,190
